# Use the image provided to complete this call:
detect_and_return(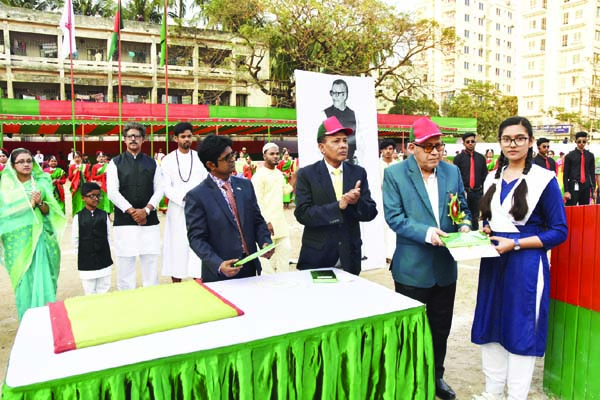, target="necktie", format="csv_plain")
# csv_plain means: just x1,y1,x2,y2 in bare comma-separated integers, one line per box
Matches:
580,151,586,183
469,152,475,189
222,182,250,255
544,157,550,170
332,169,343,200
